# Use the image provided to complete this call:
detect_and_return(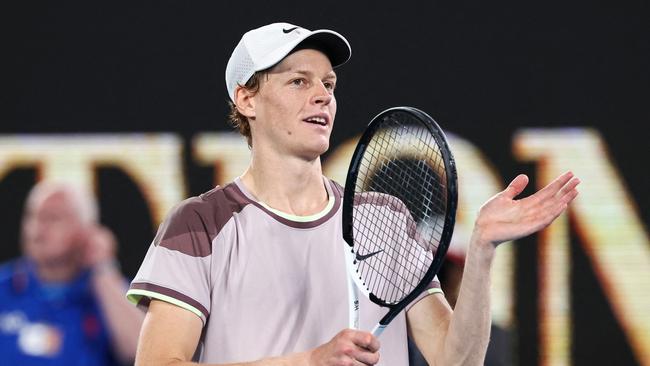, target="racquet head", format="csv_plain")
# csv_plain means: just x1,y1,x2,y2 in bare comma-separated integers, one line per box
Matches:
342,106,458,326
